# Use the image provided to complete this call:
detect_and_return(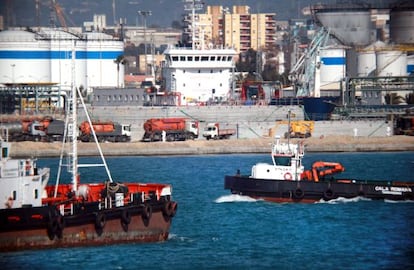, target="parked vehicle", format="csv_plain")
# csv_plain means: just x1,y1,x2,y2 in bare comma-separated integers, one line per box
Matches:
142,118,199,142
78,121,131,142
0,117,65,142
203,123,236,140
284,120,314,138
394,111,414,136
